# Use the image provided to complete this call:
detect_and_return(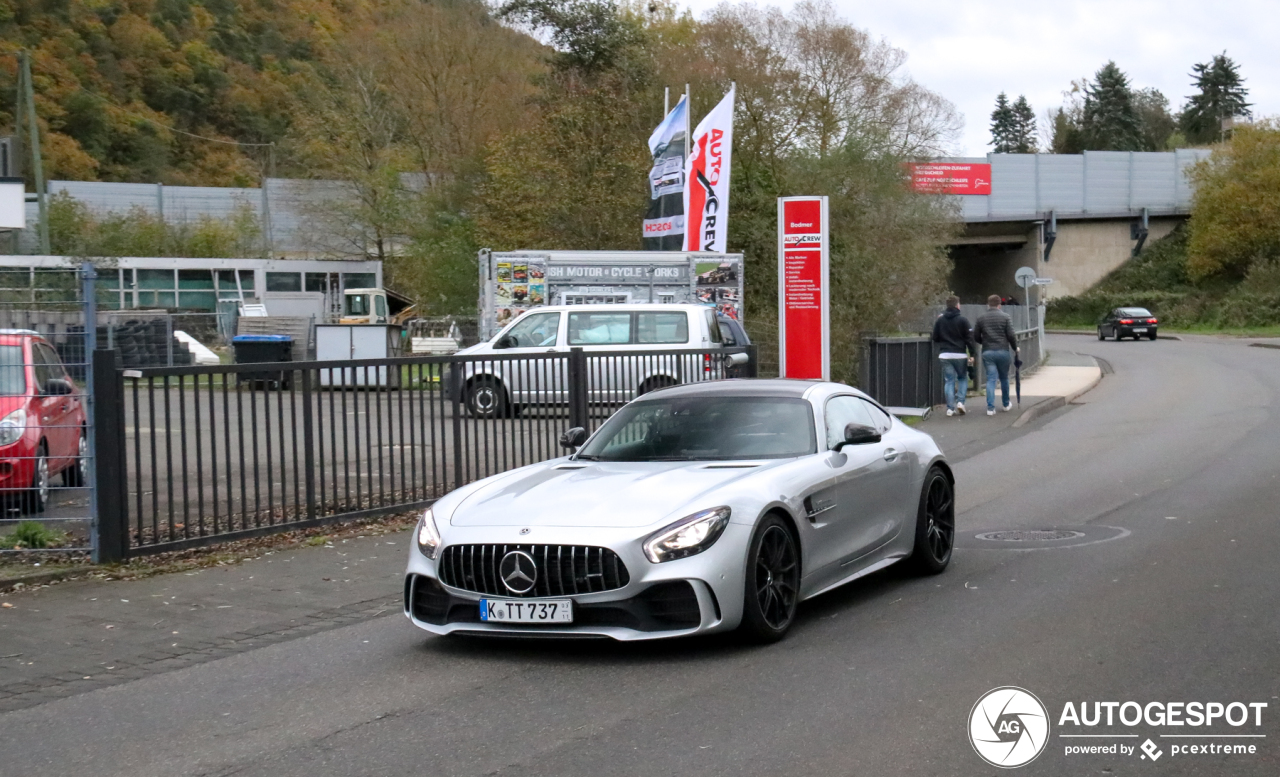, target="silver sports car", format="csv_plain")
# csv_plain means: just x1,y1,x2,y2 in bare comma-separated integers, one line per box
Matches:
404,379,954,642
